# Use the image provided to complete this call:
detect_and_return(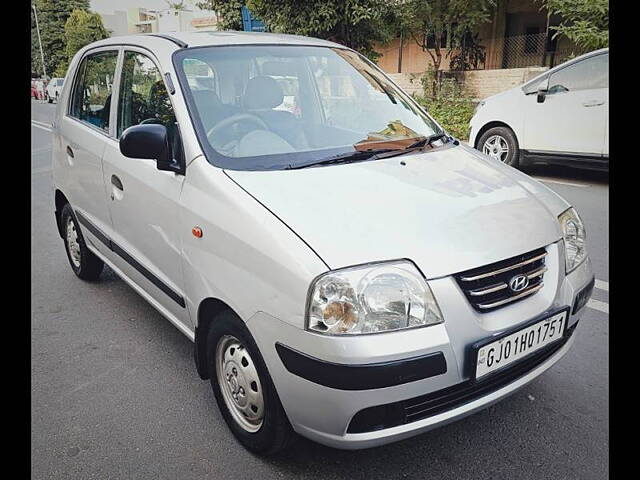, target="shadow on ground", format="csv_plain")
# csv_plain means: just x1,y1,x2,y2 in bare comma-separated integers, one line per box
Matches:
521,164,609,185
